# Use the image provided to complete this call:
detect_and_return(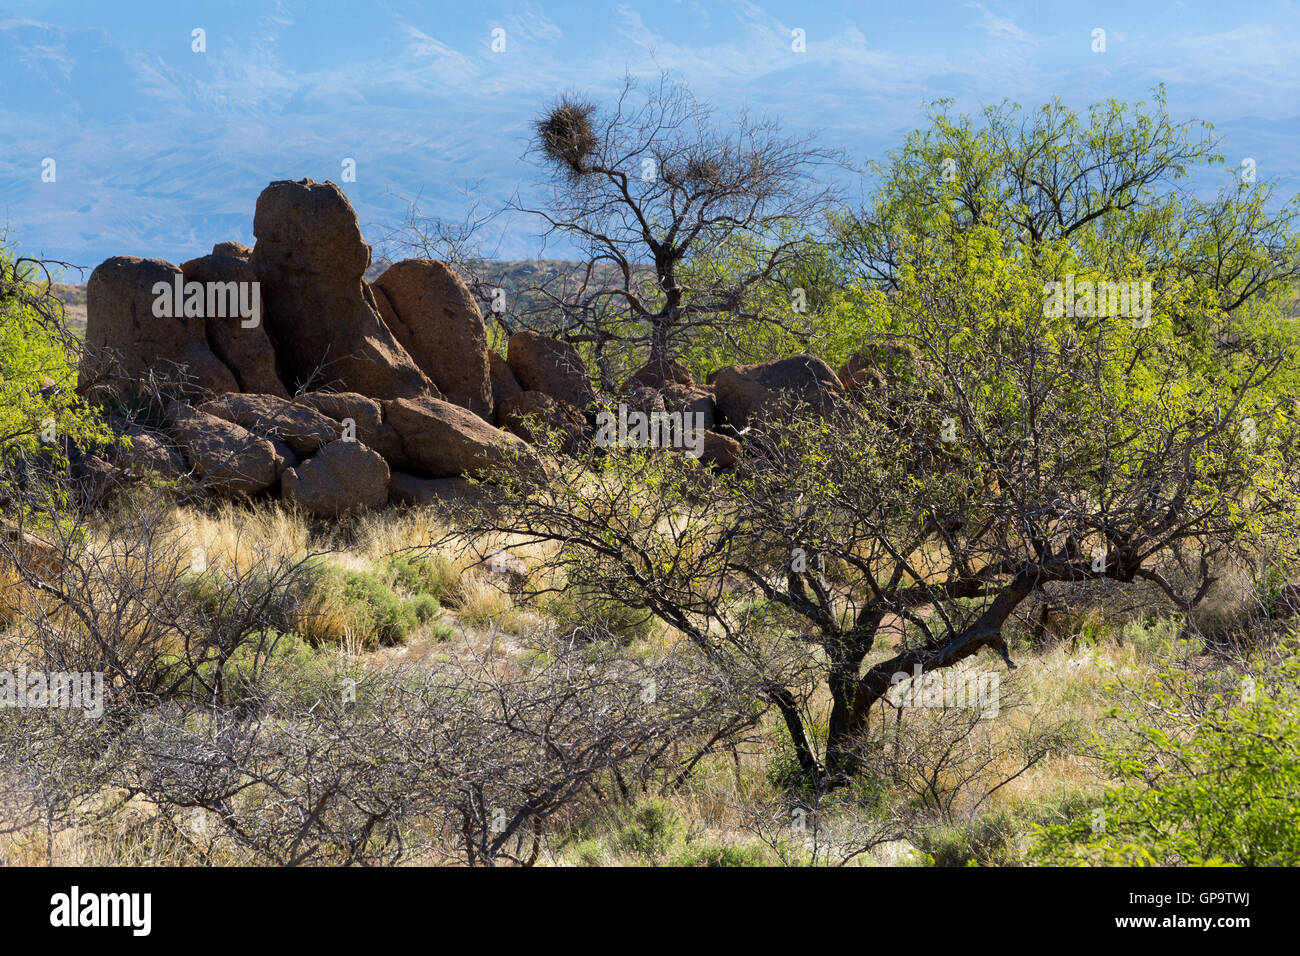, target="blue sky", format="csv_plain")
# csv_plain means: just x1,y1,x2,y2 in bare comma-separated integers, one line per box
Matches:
1,0,1298,270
